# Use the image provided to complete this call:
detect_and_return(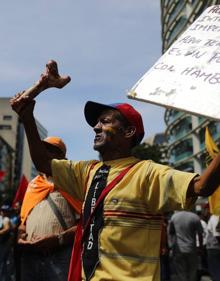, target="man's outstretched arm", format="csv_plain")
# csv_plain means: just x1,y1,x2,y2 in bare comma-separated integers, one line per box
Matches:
187,152,220,197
